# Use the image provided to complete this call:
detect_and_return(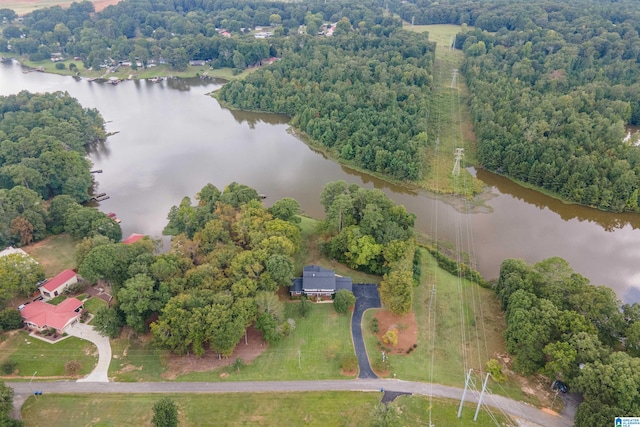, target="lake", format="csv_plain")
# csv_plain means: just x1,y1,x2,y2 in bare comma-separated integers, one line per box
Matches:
2,60,639,303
